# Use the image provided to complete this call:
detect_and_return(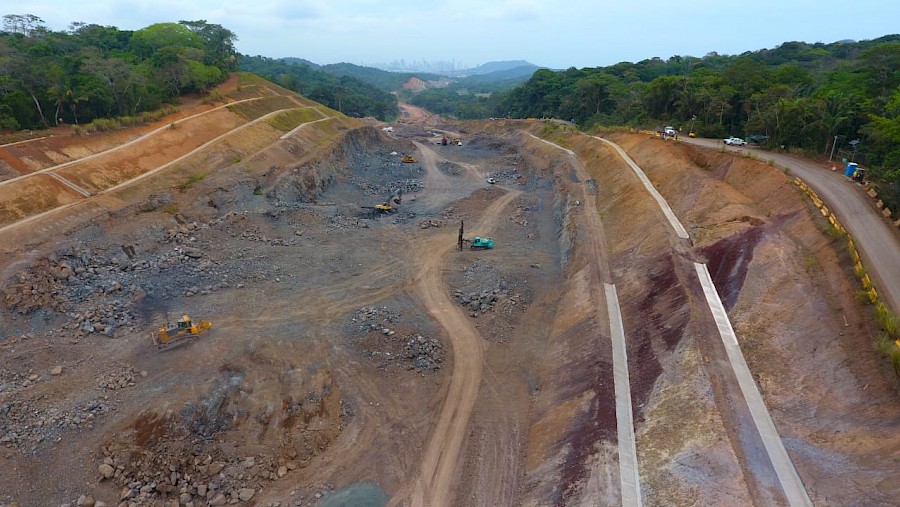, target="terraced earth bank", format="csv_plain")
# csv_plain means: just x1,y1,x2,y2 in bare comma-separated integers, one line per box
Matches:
0,77,898,507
